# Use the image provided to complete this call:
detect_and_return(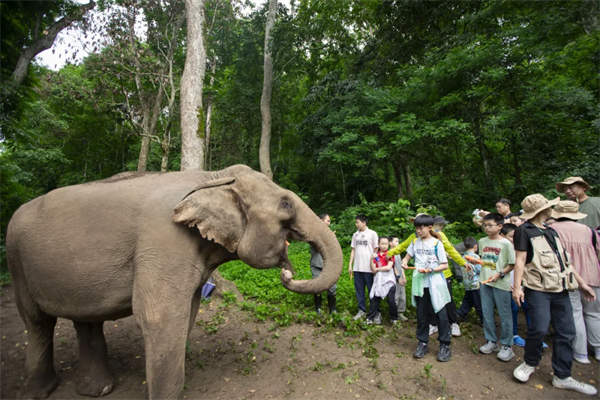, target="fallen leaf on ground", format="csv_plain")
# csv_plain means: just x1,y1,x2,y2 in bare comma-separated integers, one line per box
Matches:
224,377,230,382
533,384,543,390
